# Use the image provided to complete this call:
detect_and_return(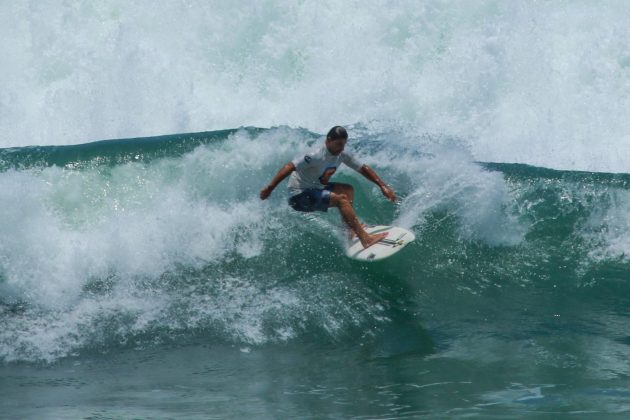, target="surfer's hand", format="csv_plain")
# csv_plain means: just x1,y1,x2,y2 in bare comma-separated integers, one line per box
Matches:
381,185,397,202
260,185,274,200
